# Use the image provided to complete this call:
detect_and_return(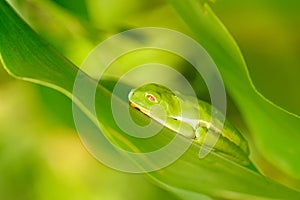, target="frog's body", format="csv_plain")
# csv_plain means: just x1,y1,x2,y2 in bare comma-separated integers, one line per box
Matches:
128,83,252,167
